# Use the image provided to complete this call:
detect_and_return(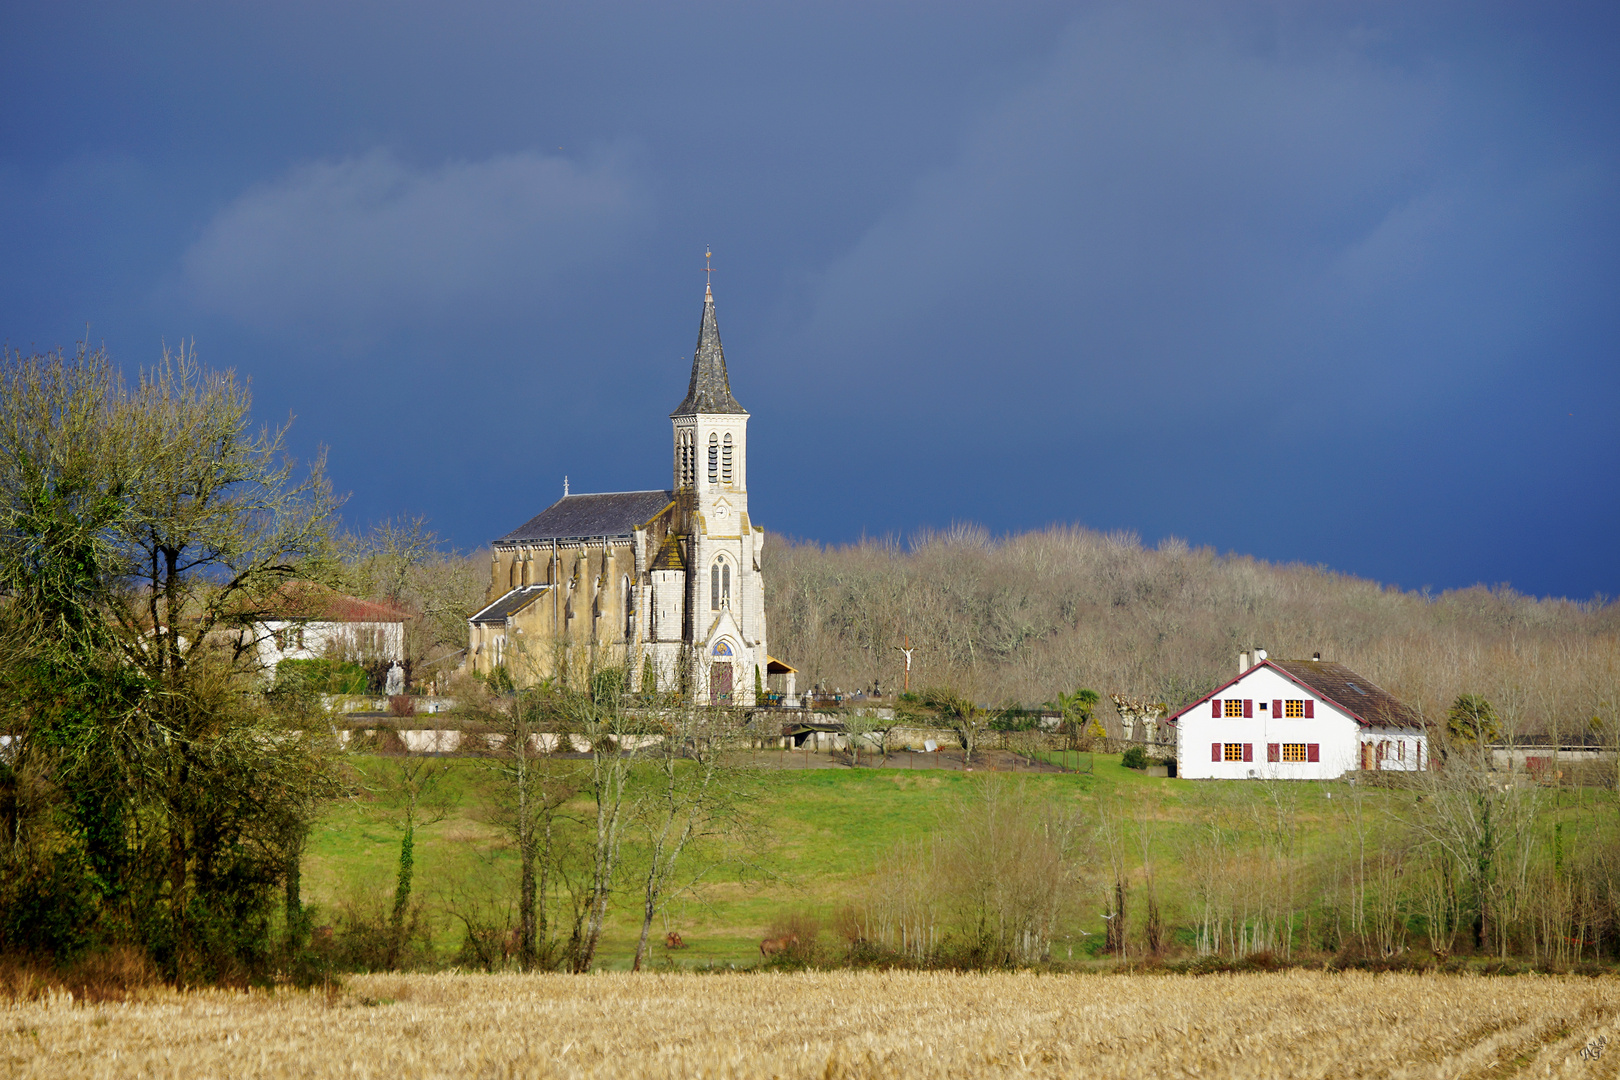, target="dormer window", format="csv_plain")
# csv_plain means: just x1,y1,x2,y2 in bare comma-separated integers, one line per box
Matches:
708,433,718,484
722,433,733,484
